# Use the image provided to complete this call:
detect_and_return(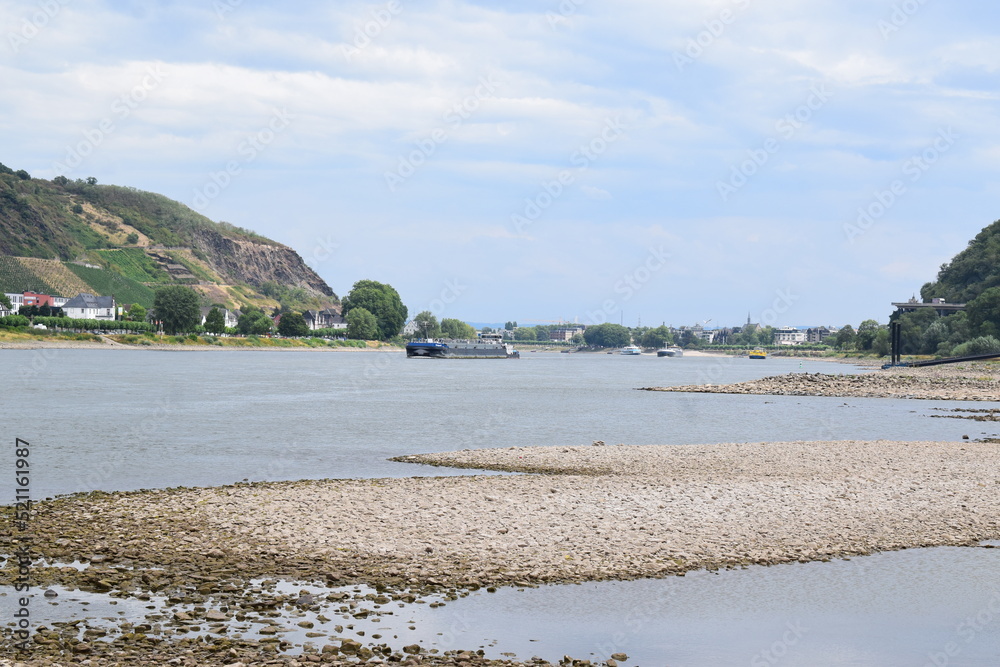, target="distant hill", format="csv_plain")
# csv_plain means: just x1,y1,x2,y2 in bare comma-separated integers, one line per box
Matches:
0,162,337,310
921,219,1000,303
